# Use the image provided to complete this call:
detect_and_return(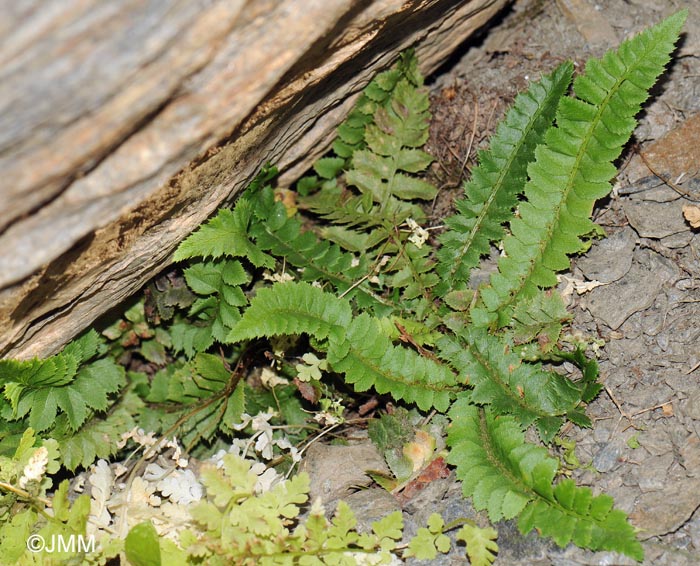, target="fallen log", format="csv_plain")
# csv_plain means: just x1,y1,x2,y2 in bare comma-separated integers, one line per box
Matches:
0,0,507,359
